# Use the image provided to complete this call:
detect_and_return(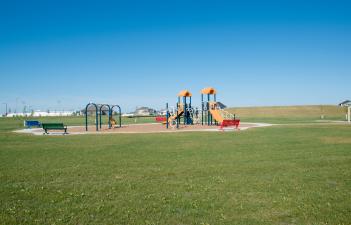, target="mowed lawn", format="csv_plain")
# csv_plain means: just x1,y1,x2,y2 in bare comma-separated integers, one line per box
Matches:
0,114,350,224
